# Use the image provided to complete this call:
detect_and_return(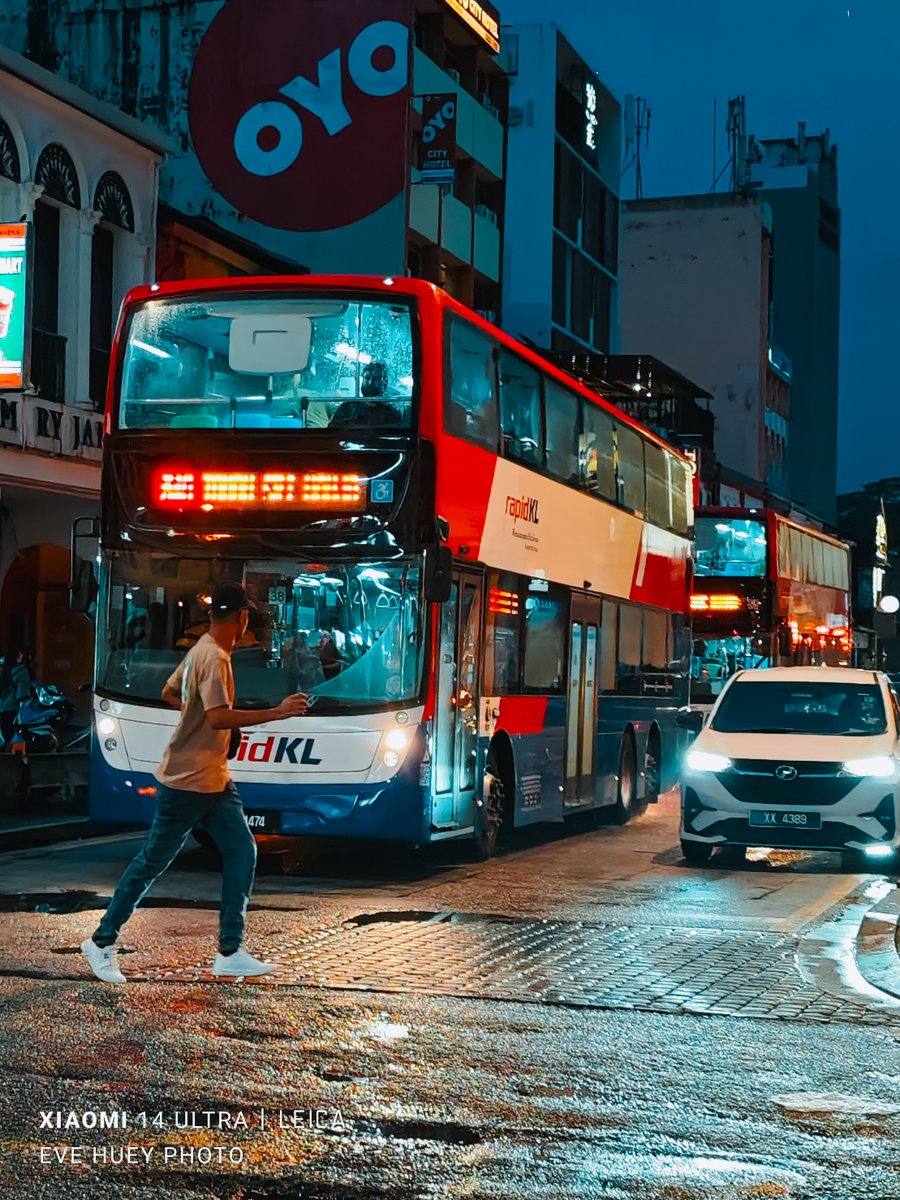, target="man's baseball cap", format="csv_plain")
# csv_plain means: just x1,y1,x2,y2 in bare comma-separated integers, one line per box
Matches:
209,581,253,615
